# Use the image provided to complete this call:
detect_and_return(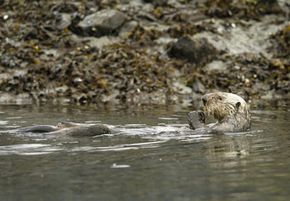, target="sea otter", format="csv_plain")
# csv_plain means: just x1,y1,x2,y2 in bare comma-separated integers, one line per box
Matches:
6,122,111,137
4,92,250,136
187,92,251,132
